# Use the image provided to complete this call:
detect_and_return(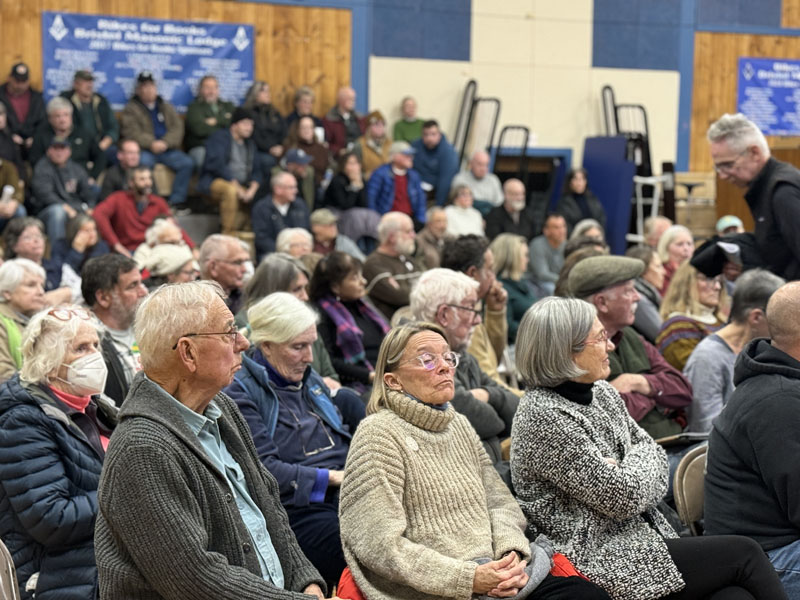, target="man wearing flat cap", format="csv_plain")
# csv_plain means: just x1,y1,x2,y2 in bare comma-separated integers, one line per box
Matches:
310,208,365,261
0,62,46,156
569,255,692,439
60,69,119,161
